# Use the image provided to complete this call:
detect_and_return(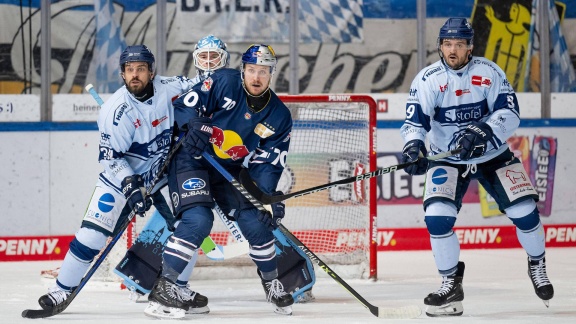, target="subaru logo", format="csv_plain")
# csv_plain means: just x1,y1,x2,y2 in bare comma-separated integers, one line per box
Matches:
431,168,448,185
182,178,206,191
